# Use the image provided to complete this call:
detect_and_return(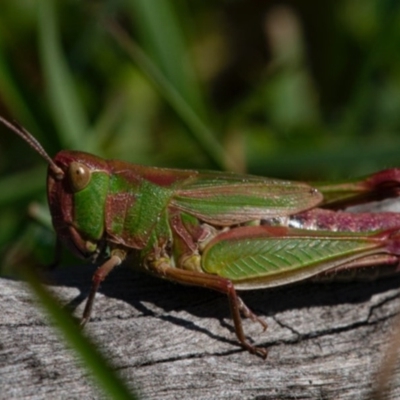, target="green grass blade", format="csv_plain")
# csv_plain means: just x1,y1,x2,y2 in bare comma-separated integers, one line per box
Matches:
129,0,206,117
108,23,234,171
21,266,139,400
37,0,89,150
